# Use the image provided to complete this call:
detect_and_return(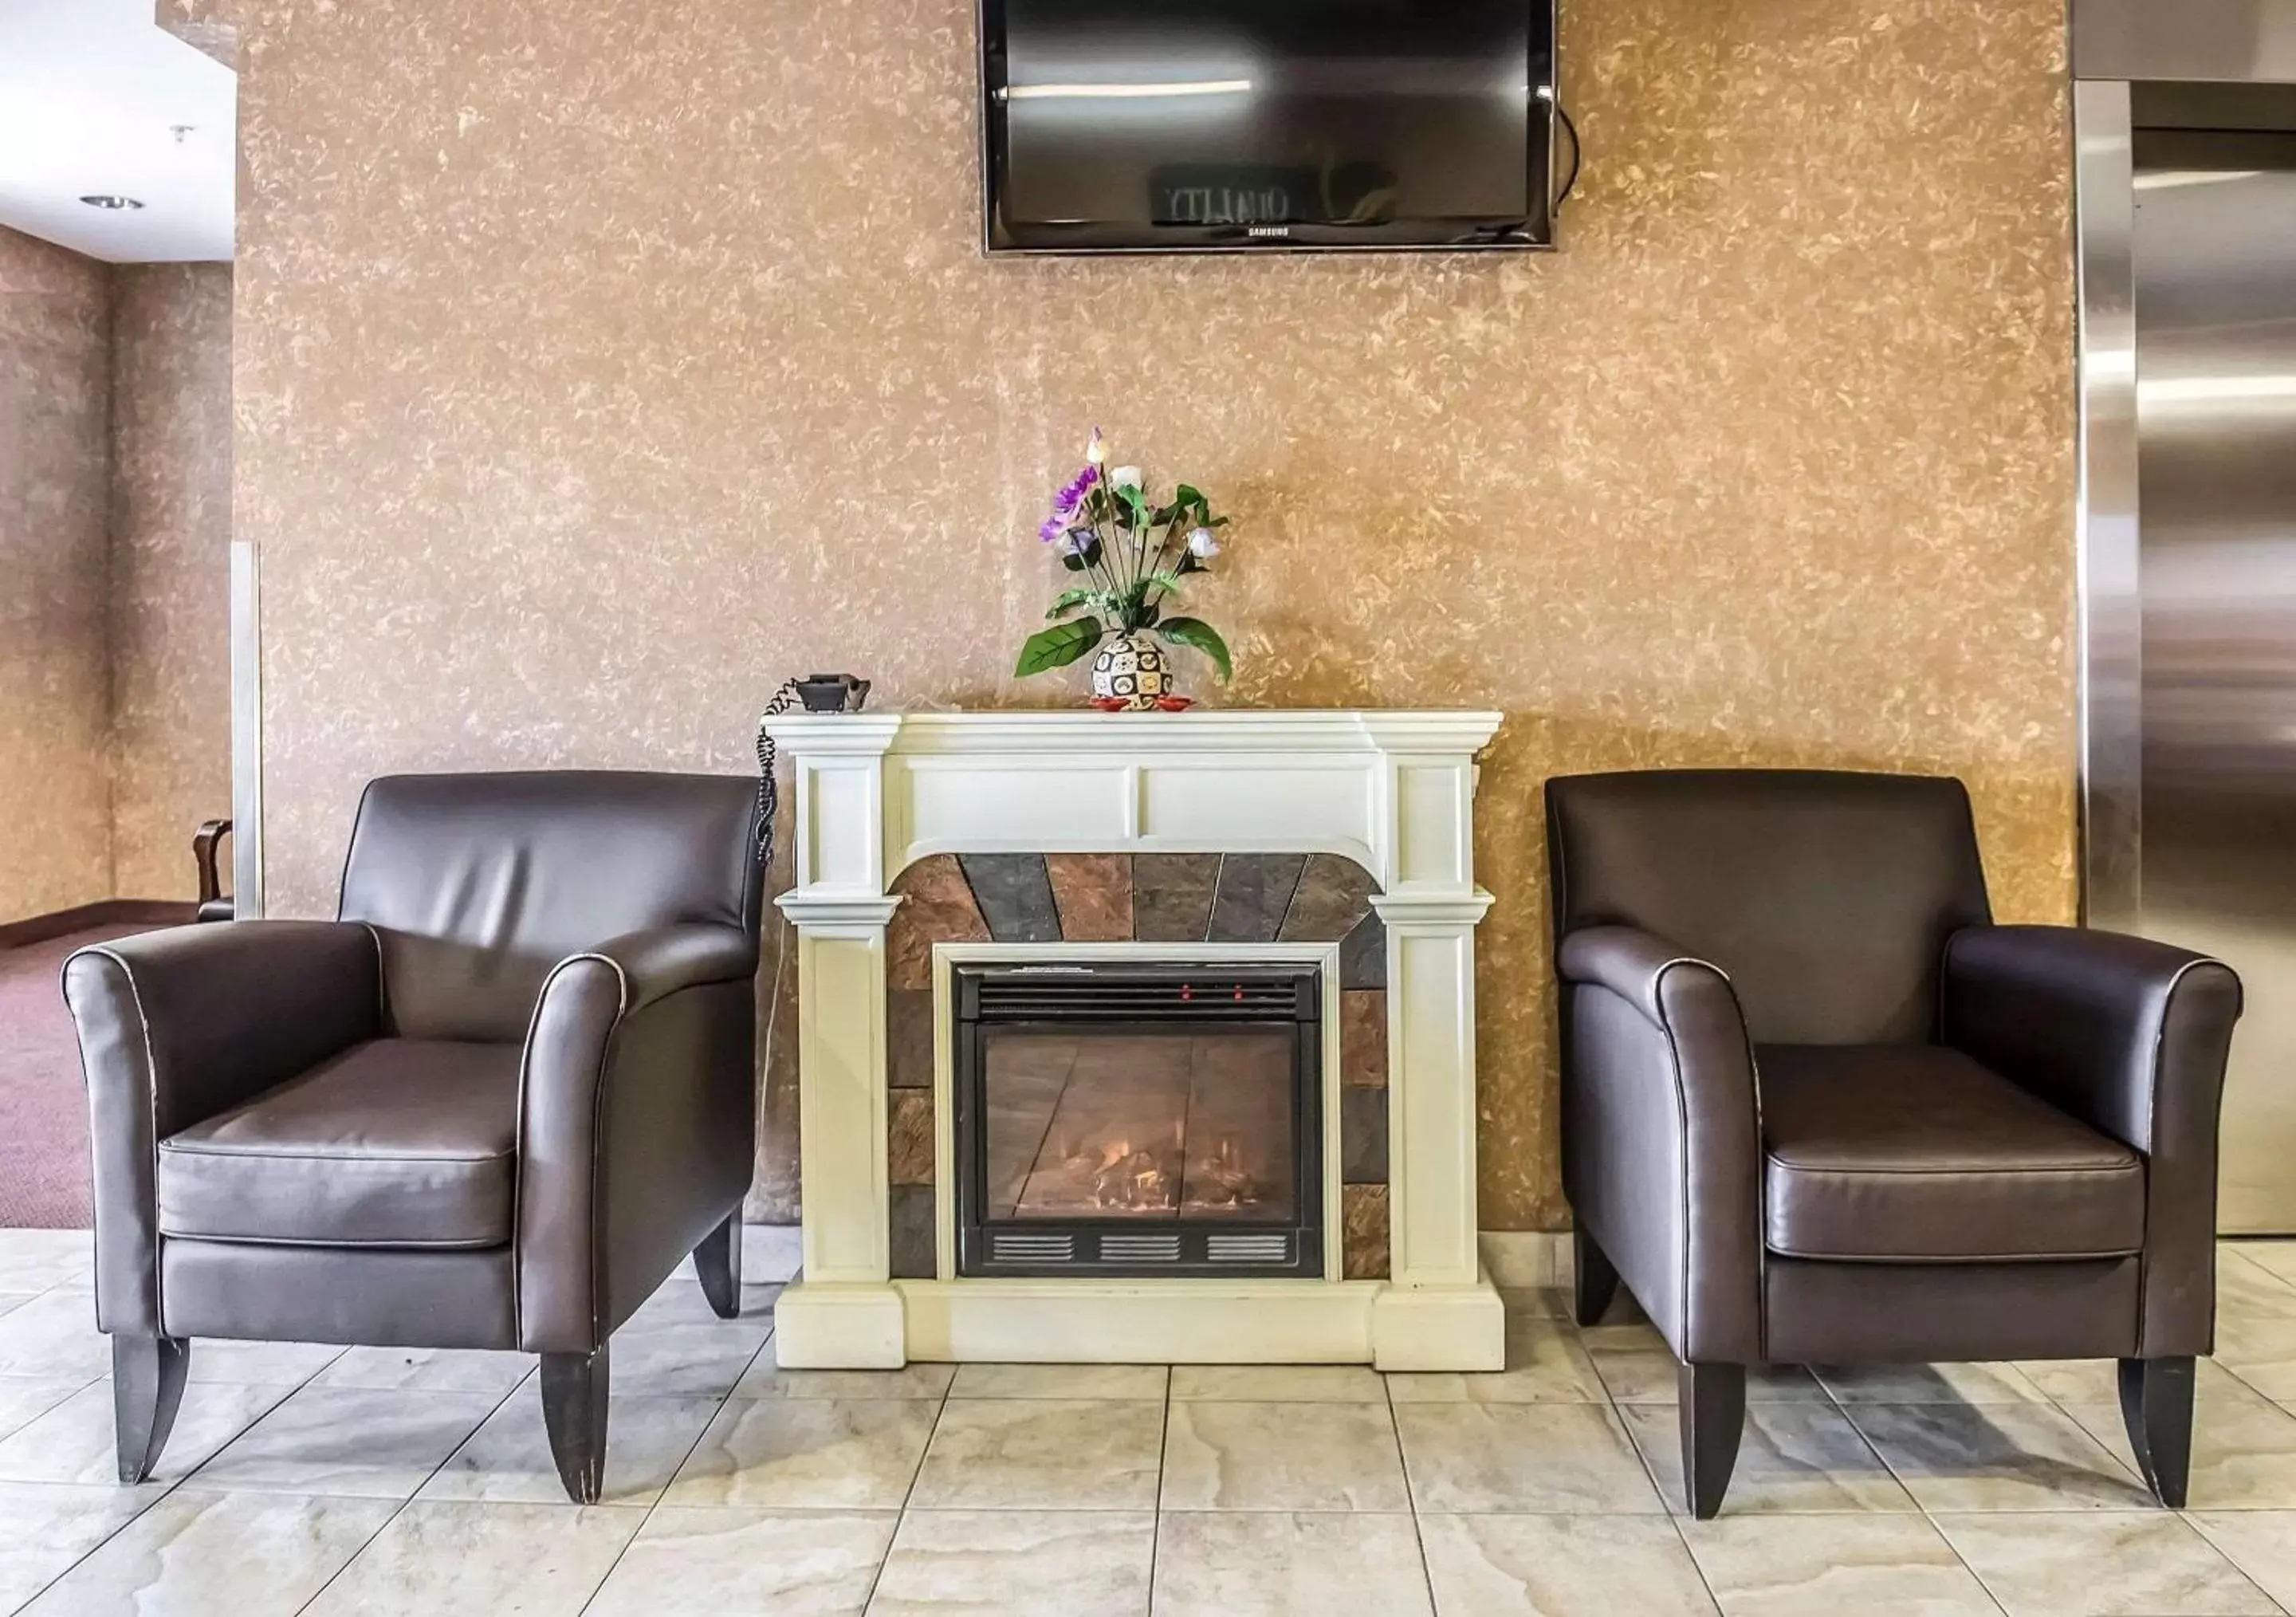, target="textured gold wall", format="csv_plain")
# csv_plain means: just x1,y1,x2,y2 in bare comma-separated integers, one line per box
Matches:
238,0,2077,1228
1,227,113,923
111,262,234,902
